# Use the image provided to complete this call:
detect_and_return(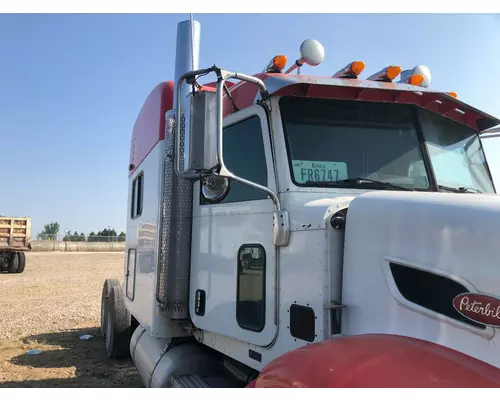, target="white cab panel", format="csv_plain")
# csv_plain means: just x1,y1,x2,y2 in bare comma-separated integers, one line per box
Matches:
124,141,163,333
